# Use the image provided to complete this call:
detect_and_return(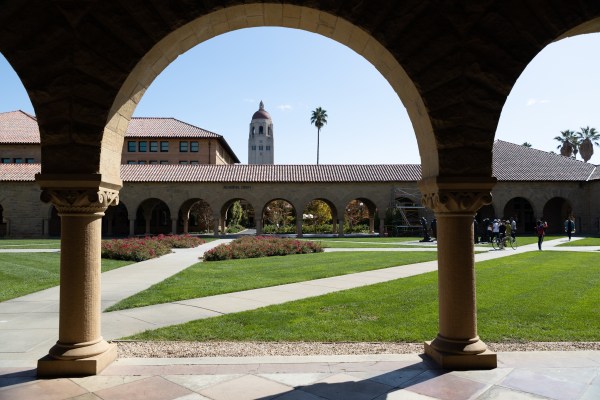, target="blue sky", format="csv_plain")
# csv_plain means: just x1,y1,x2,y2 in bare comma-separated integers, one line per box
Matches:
2,27,600,165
